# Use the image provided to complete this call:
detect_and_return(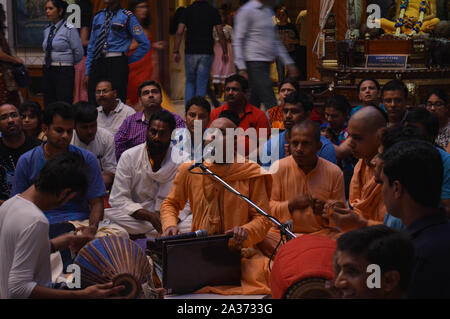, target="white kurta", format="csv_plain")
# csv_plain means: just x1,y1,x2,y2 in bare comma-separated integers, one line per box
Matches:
105,143,191,236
